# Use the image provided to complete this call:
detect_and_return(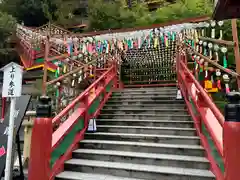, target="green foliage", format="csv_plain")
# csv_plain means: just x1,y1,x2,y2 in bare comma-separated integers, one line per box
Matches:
0,0,48,26
0,11,18,66
87,0,213,31
87,0,152,30
0,0,214,29
46,0,76,28
0,12,16,41
0,12,16,49
0,0,76,27
42,0,54,22
88,0,122,30
153,0,213,23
